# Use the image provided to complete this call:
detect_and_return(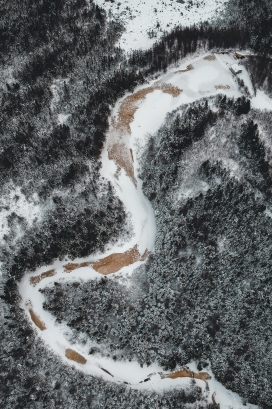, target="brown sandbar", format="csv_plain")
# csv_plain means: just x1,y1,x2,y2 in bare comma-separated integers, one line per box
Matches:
29,308,46,331
30,269,56,286
161,368,211,382
65,348,87,365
